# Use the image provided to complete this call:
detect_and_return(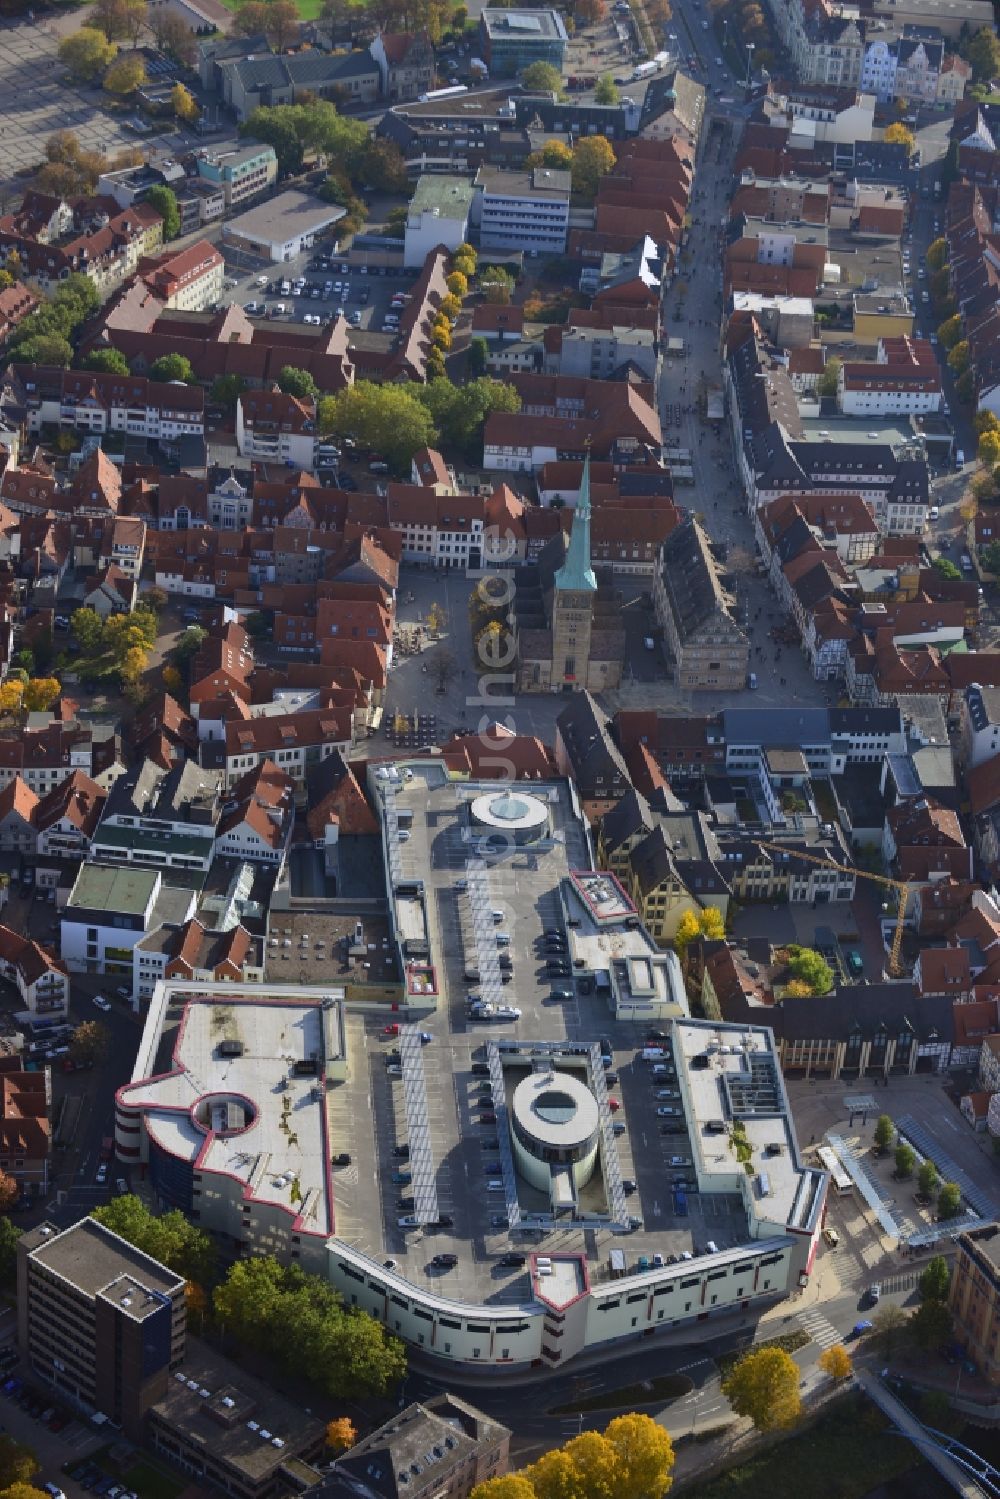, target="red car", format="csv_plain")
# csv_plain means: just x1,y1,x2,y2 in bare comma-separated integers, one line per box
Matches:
382,1023,400,1037
608,1097,621,1112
